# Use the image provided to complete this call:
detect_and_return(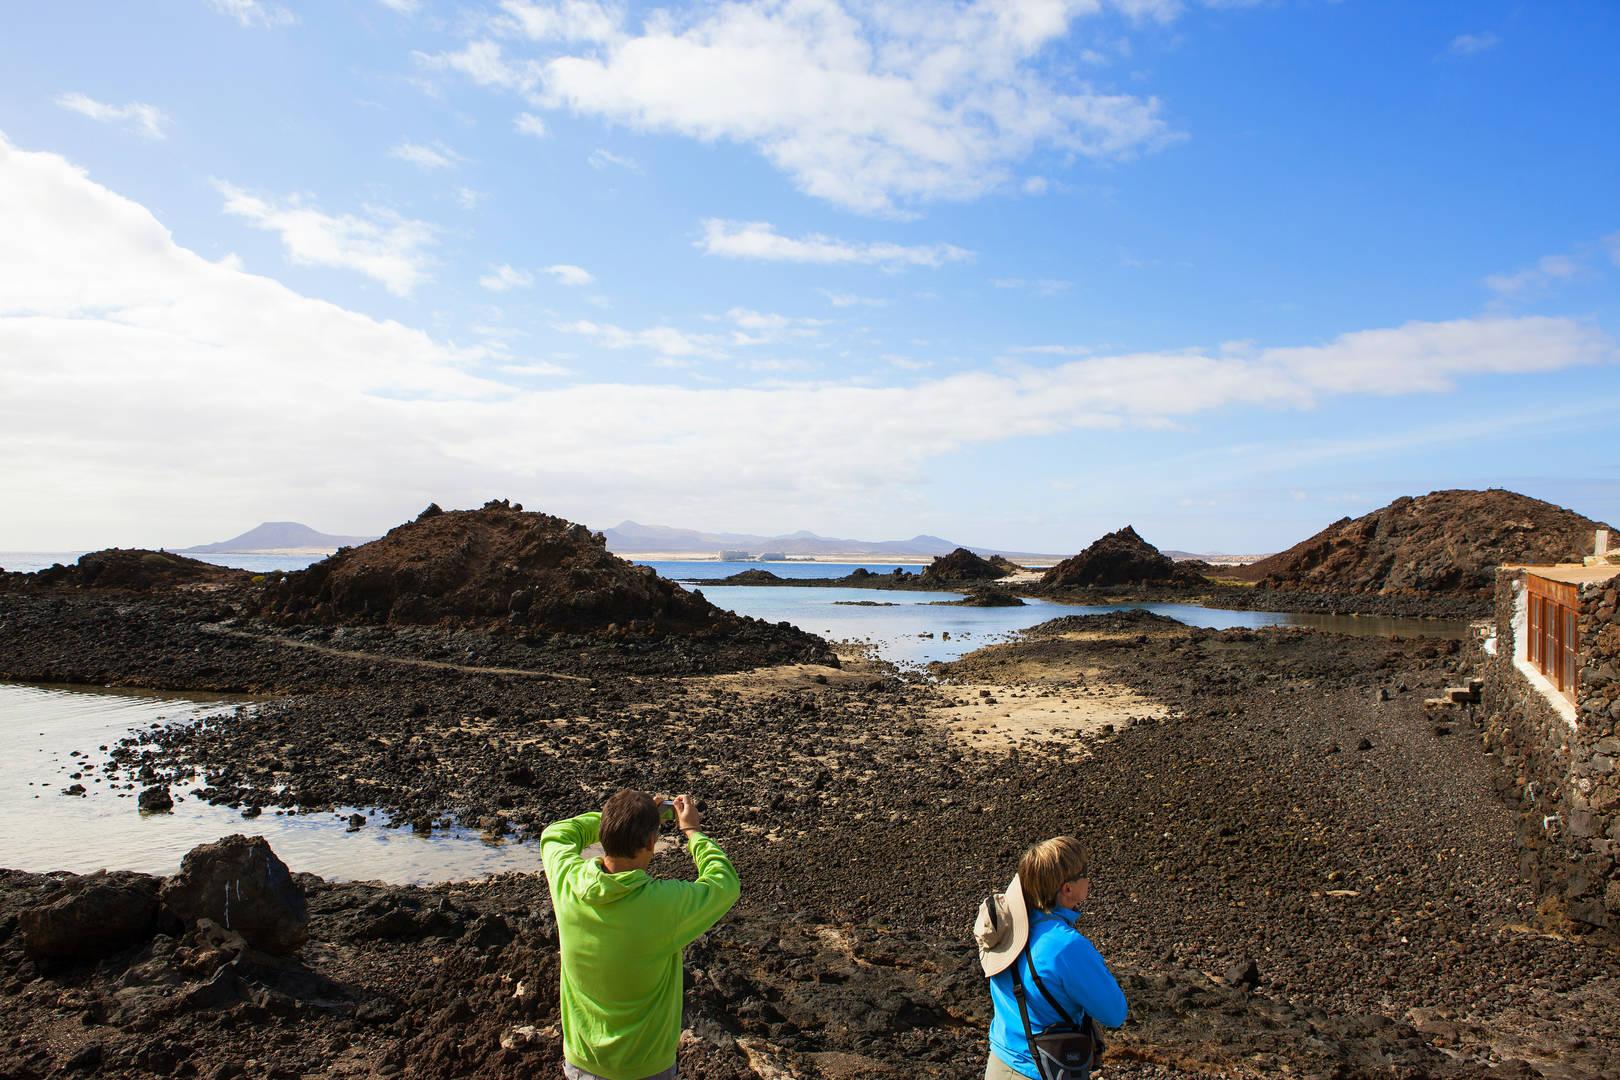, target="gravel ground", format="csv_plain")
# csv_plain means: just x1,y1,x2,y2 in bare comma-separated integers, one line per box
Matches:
1,594,1616,1078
